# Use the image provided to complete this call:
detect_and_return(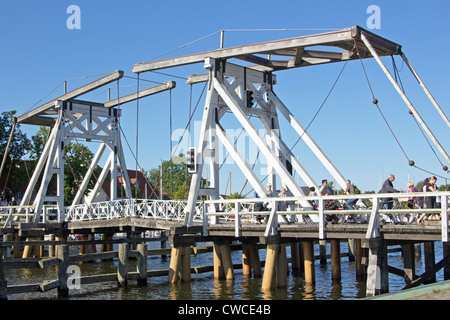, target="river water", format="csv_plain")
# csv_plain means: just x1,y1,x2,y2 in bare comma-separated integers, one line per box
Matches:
5,240,445,300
